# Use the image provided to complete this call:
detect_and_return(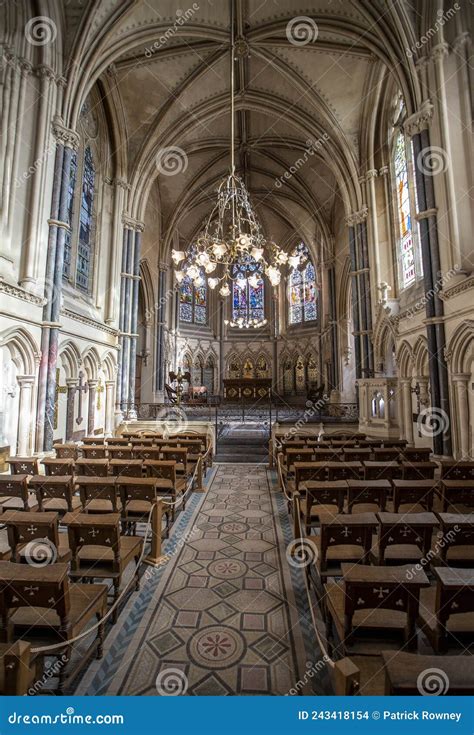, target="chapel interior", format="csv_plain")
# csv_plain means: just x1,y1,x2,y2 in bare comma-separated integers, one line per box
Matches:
0,0,472,697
